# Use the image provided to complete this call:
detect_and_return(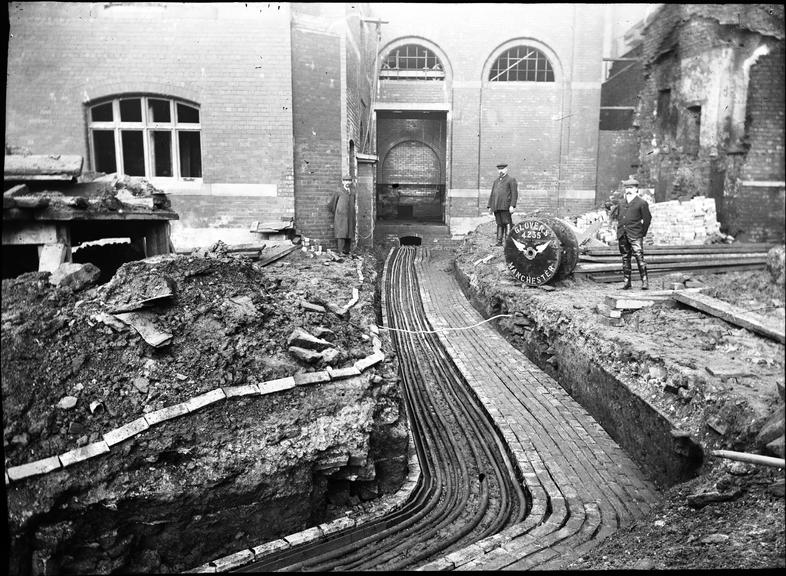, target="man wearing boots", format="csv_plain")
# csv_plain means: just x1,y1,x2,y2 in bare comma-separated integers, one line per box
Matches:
615,176,652,290
487,163,518,246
